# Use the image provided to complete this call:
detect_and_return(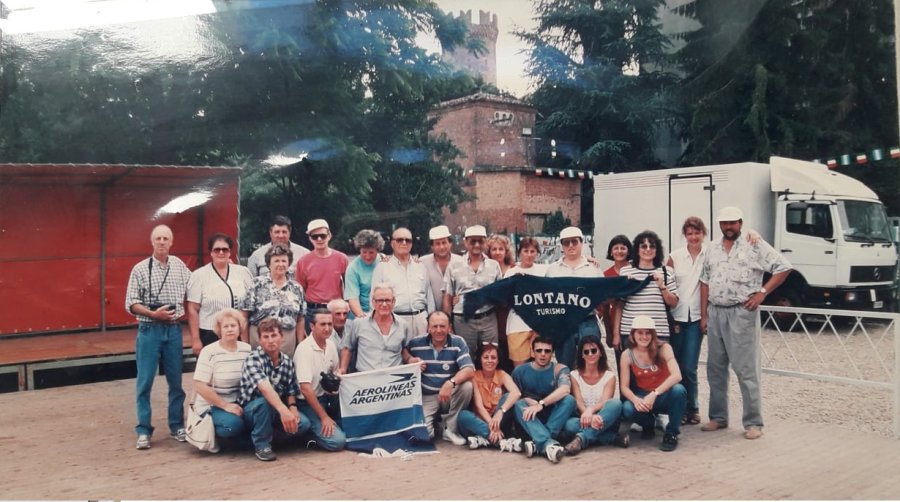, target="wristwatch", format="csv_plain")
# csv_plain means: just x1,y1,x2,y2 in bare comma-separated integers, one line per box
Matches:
759,287,768,295
449,378,457,388
538,399,545,408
